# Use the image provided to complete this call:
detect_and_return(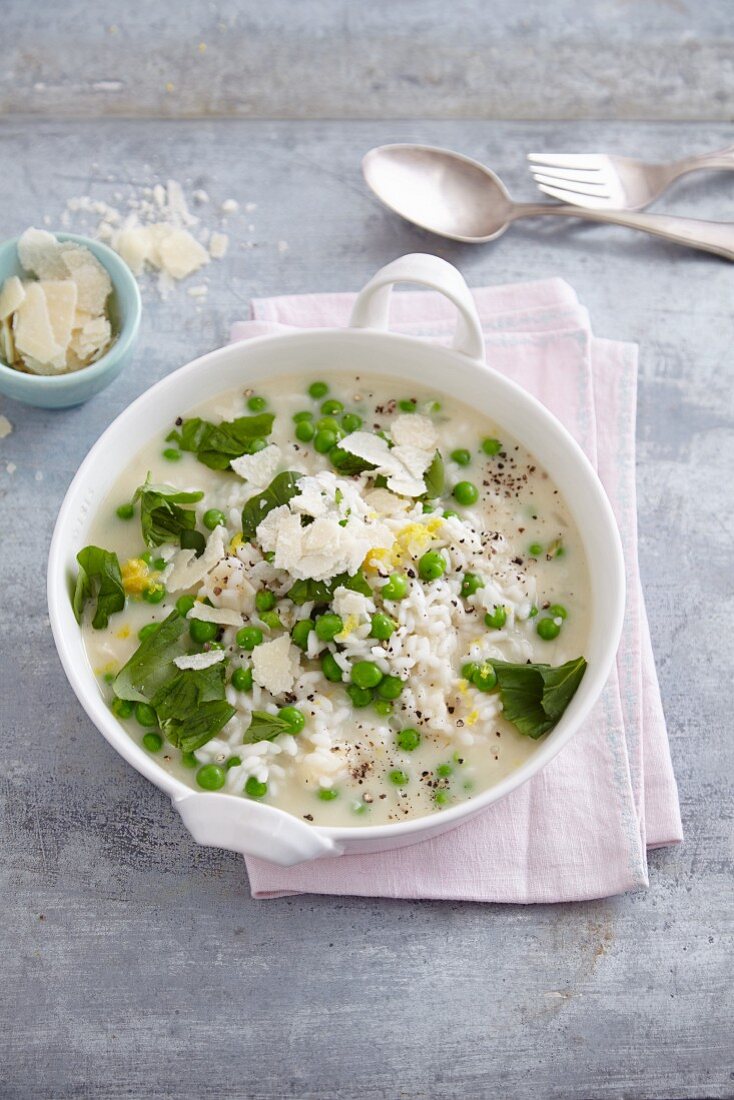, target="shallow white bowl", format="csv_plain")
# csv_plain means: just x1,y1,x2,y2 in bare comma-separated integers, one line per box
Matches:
48,254,625,866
